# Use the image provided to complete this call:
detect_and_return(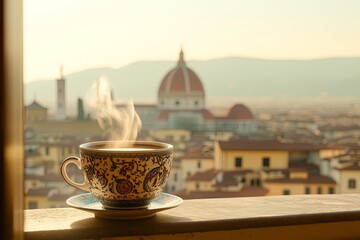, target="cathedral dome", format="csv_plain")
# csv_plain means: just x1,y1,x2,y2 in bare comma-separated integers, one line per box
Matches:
227,104,254,120
158,50,205,97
